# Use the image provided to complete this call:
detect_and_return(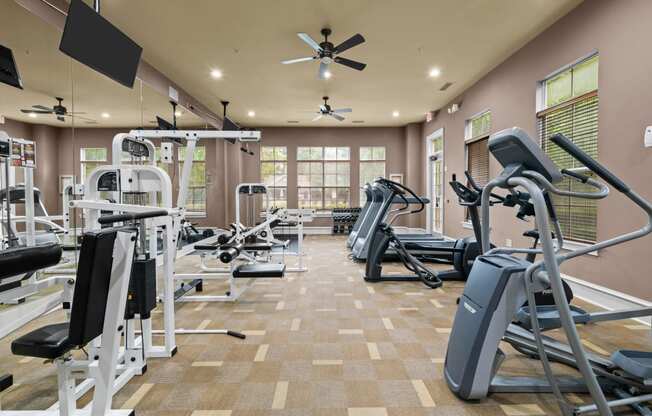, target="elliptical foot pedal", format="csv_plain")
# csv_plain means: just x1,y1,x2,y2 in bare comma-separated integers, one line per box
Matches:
612,350,652,379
